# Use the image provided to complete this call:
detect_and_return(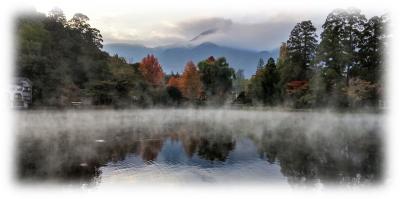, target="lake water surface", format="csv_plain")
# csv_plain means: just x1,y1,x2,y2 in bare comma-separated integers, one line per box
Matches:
16,109,383,187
